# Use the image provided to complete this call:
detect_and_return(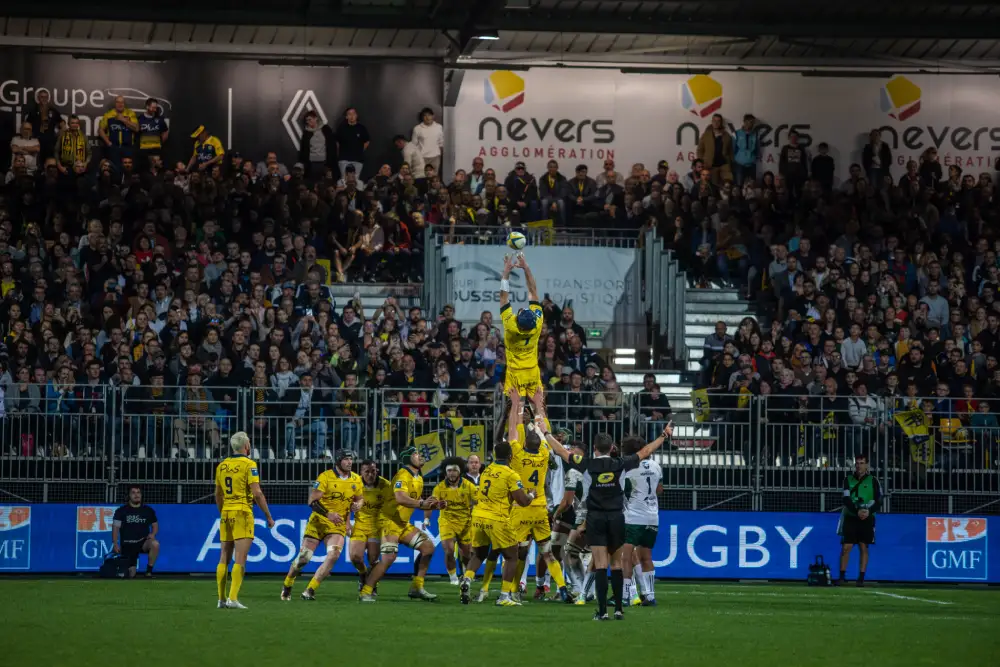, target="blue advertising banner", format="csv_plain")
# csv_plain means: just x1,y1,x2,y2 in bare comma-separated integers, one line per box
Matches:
0,505,993,582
